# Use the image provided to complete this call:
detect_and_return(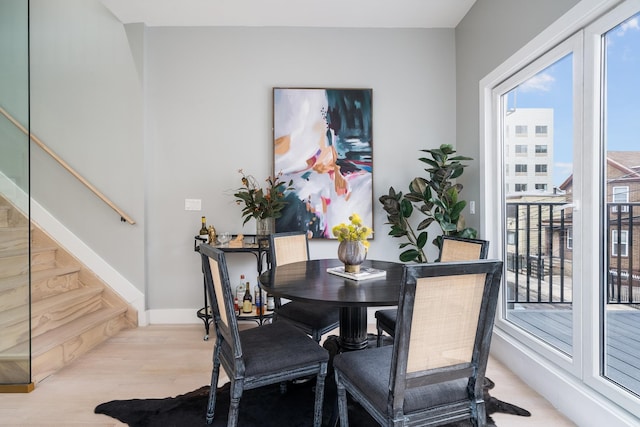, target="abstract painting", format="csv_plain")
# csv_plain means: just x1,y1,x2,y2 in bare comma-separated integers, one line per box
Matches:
273,88,373,239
